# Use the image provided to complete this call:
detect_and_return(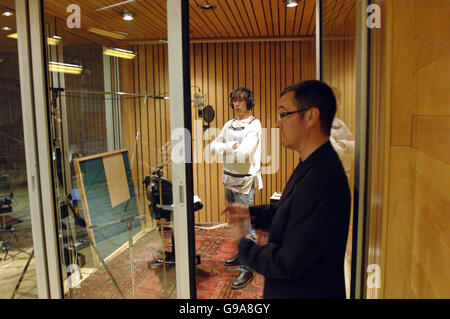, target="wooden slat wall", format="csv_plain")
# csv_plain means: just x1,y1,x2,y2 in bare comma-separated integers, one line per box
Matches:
190,41,316,223
370,0,450,298
322,39,356,136
119,44,171,229
365,0,389,299
120,40,316,224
